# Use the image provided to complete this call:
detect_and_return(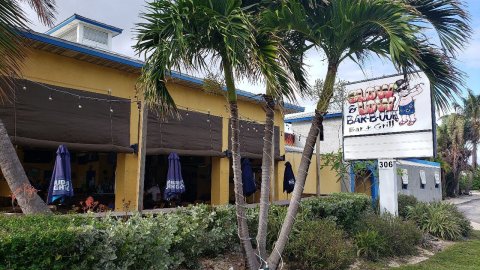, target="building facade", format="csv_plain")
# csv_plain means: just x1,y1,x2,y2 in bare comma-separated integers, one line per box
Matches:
0,15,304,211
